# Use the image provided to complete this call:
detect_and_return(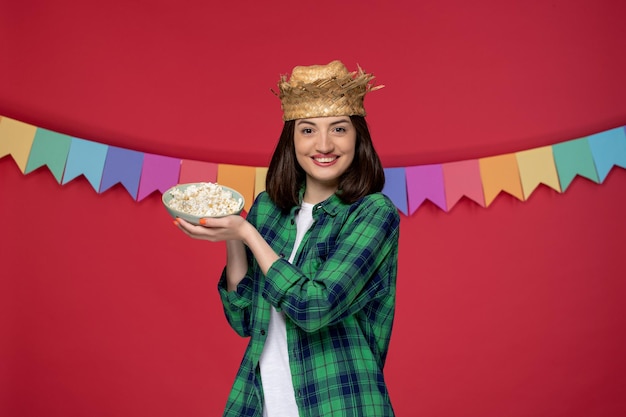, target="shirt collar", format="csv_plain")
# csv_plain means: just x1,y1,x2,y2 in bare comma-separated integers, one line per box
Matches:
295,187,346,217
